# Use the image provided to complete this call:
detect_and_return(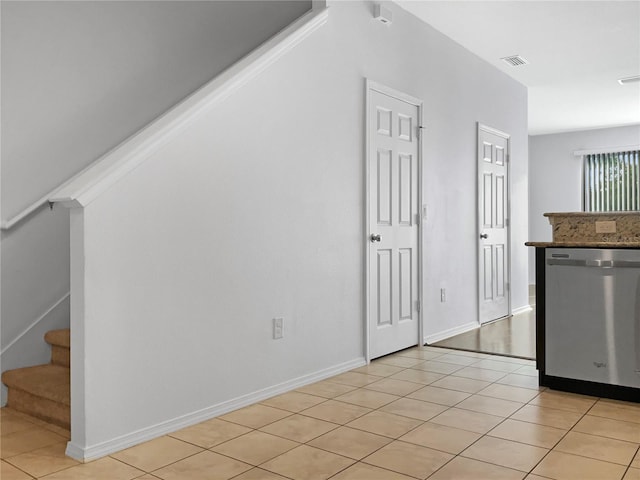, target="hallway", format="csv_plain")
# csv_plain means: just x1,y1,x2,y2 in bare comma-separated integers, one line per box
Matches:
432,310,536,360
